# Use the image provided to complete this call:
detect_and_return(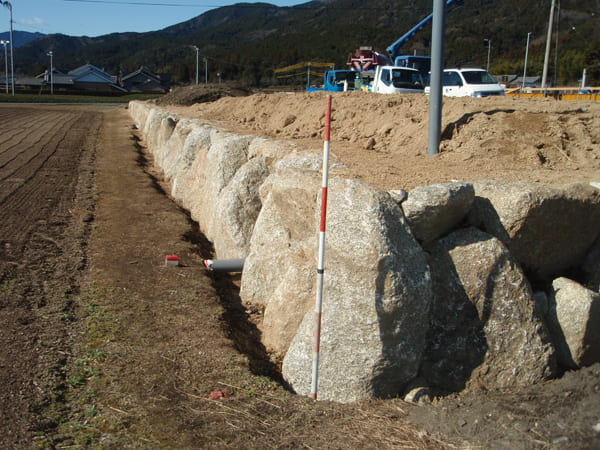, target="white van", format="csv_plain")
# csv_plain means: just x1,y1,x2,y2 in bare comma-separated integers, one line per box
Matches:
425,68,505,97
